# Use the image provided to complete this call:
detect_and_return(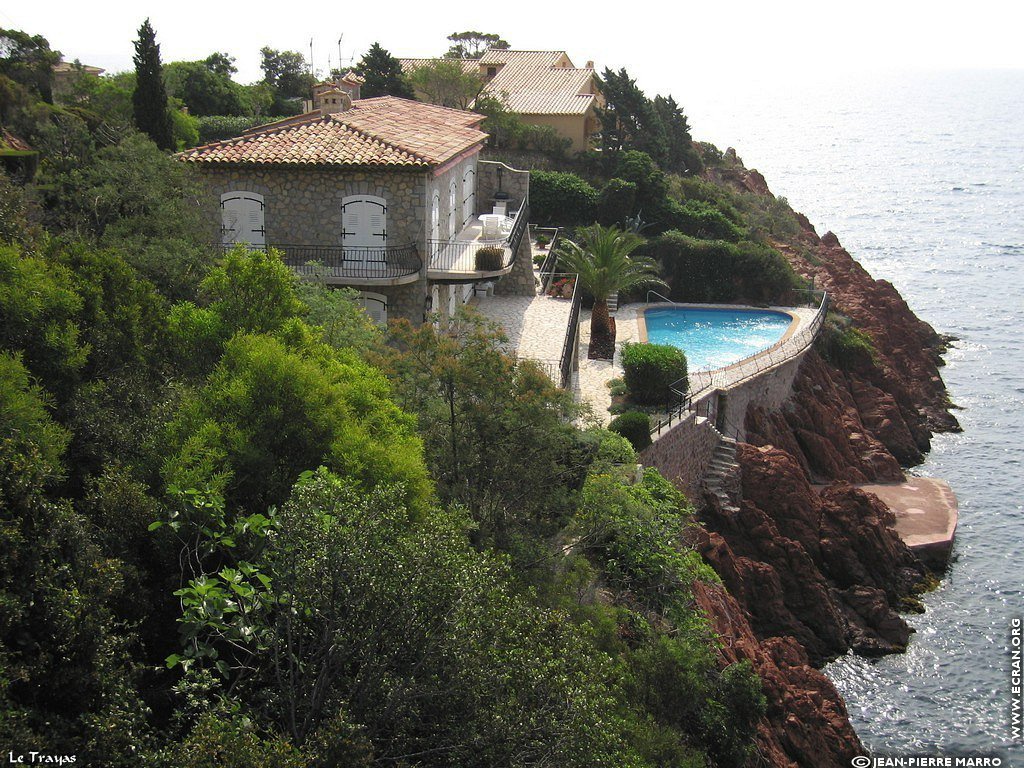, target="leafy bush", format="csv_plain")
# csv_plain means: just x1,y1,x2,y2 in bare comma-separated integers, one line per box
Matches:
608,411,652,451
596,178,638,226
621,342,688,406
817,314,877,370
195,115,265,144
529,170,598,226
474,245,504,271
